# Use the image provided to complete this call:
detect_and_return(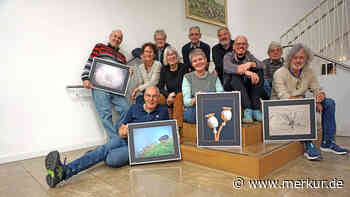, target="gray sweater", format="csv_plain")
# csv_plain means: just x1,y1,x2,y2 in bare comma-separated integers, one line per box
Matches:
223,51,264,74
182,71,224,107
